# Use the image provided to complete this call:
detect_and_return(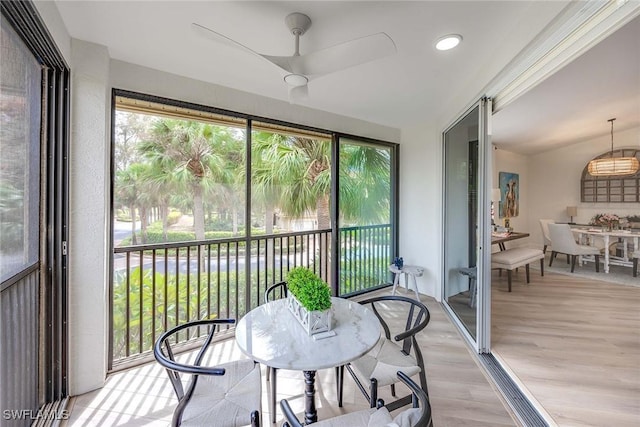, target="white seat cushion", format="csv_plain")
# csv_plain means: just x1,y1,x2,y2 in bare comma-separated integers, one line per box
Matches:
181,359,261,427
491,248,544,270
351,338,421,387
313,407,392,427
311,406,423,427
